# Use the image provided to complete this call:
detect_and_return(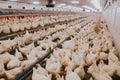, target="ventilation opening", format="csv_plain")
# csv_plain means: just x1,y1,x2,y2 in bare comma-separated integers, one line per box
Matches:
8,5,12,8
33,7,35,10
22,6,25,9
